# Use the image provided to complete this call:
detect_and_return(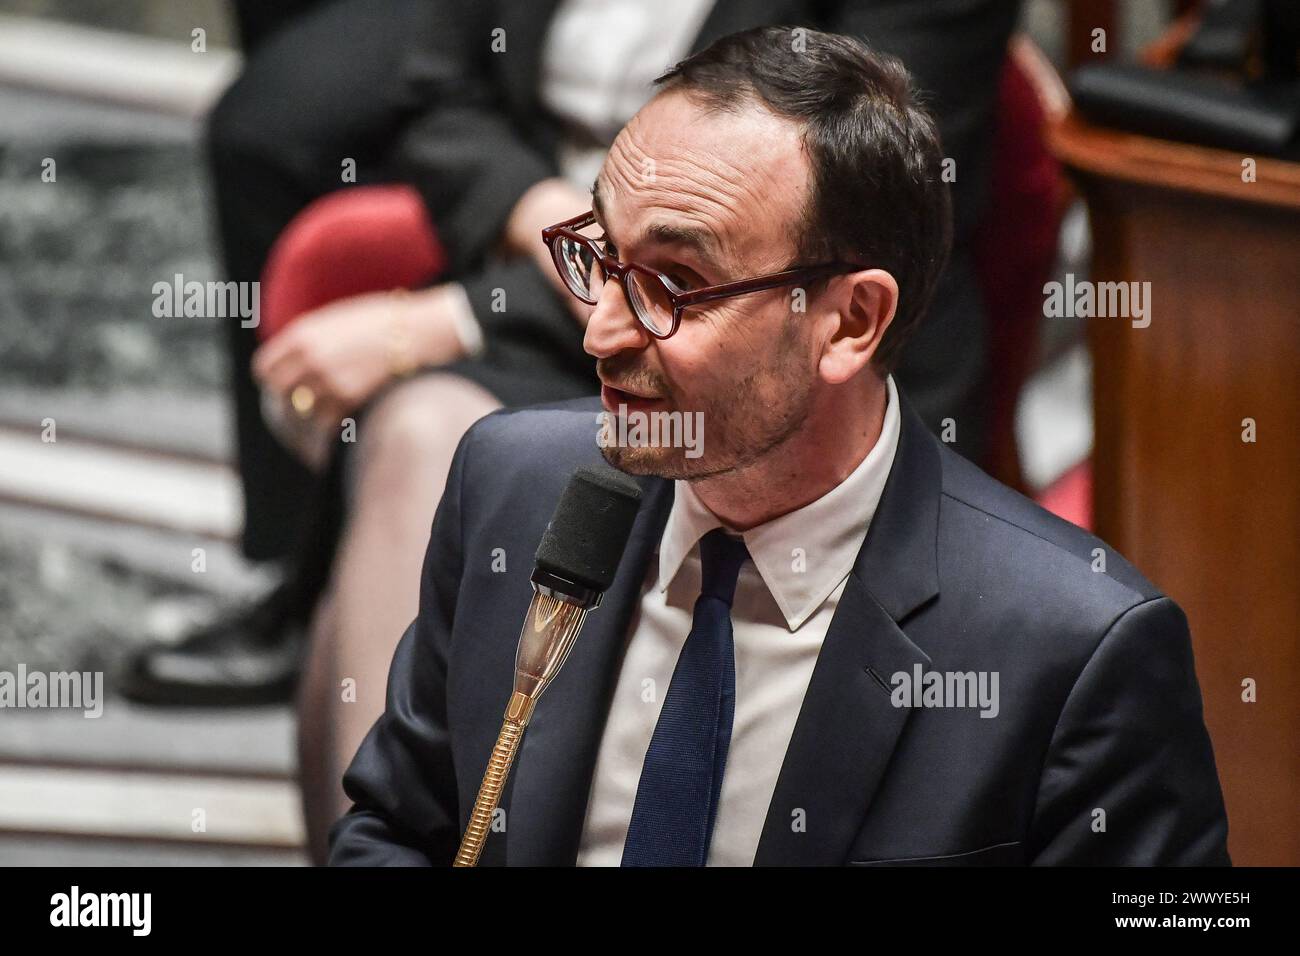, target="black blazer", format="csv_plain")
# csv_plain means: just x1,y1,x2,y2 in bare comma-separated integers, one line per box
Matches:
329,393,1230,866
